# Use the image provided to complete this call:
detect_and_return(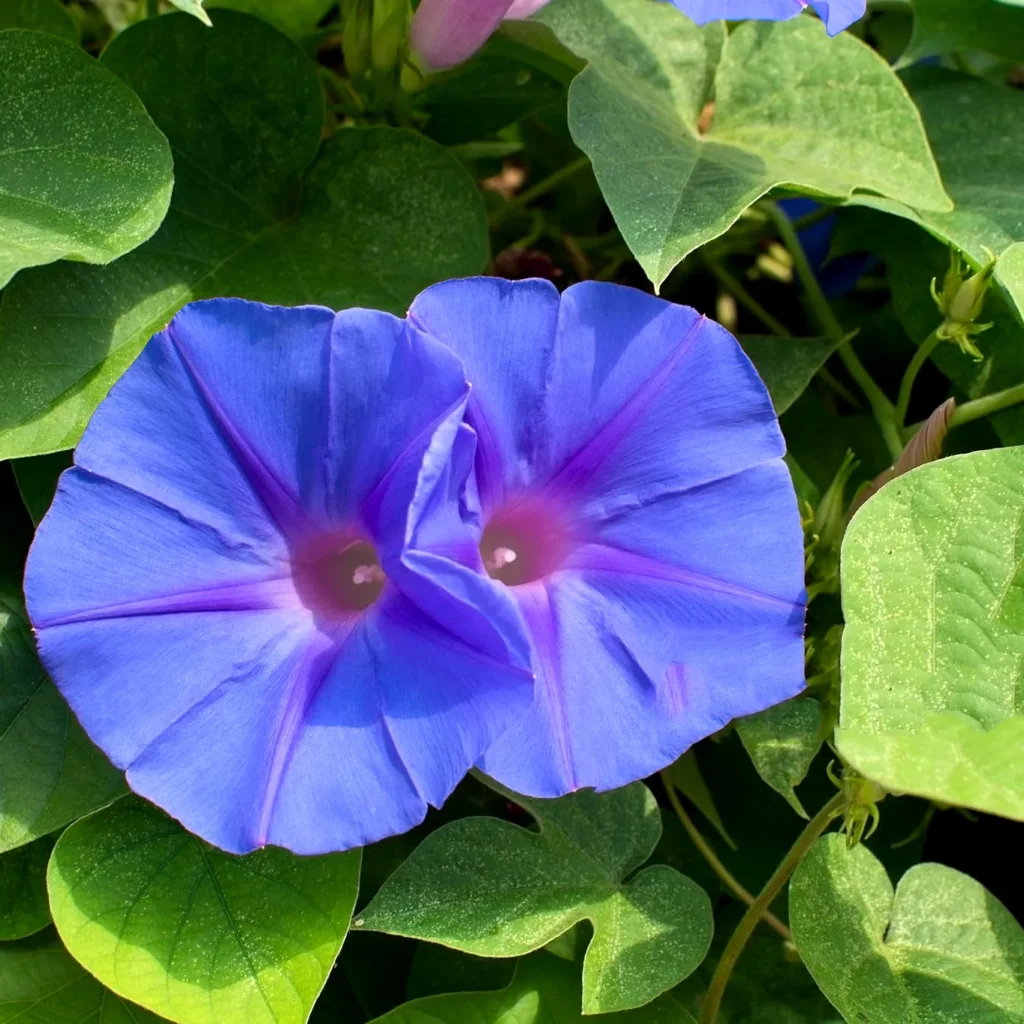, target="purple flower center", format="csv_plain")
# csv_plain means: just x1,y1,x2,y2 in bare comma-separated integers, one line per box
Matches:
292,531,385,615
480,497,571,587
